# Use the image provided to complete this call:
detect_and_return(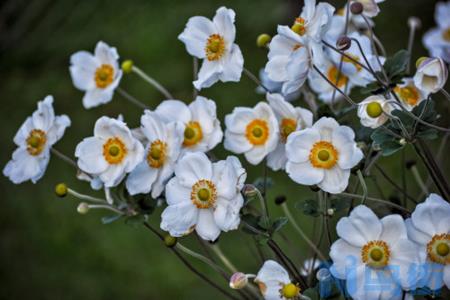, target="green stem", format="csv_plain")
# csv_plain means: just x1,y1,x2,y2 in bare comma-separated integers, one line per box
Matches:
132,65,173,99
337,193,411,213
